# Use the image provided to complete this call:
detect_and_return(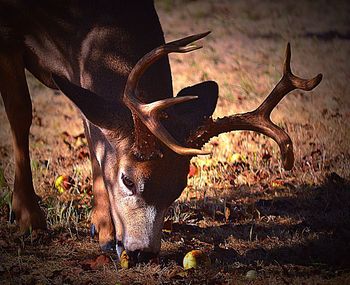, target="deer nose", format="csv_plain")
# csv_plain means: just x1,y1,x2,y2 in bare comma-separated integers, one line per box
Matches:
126,250,158,264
